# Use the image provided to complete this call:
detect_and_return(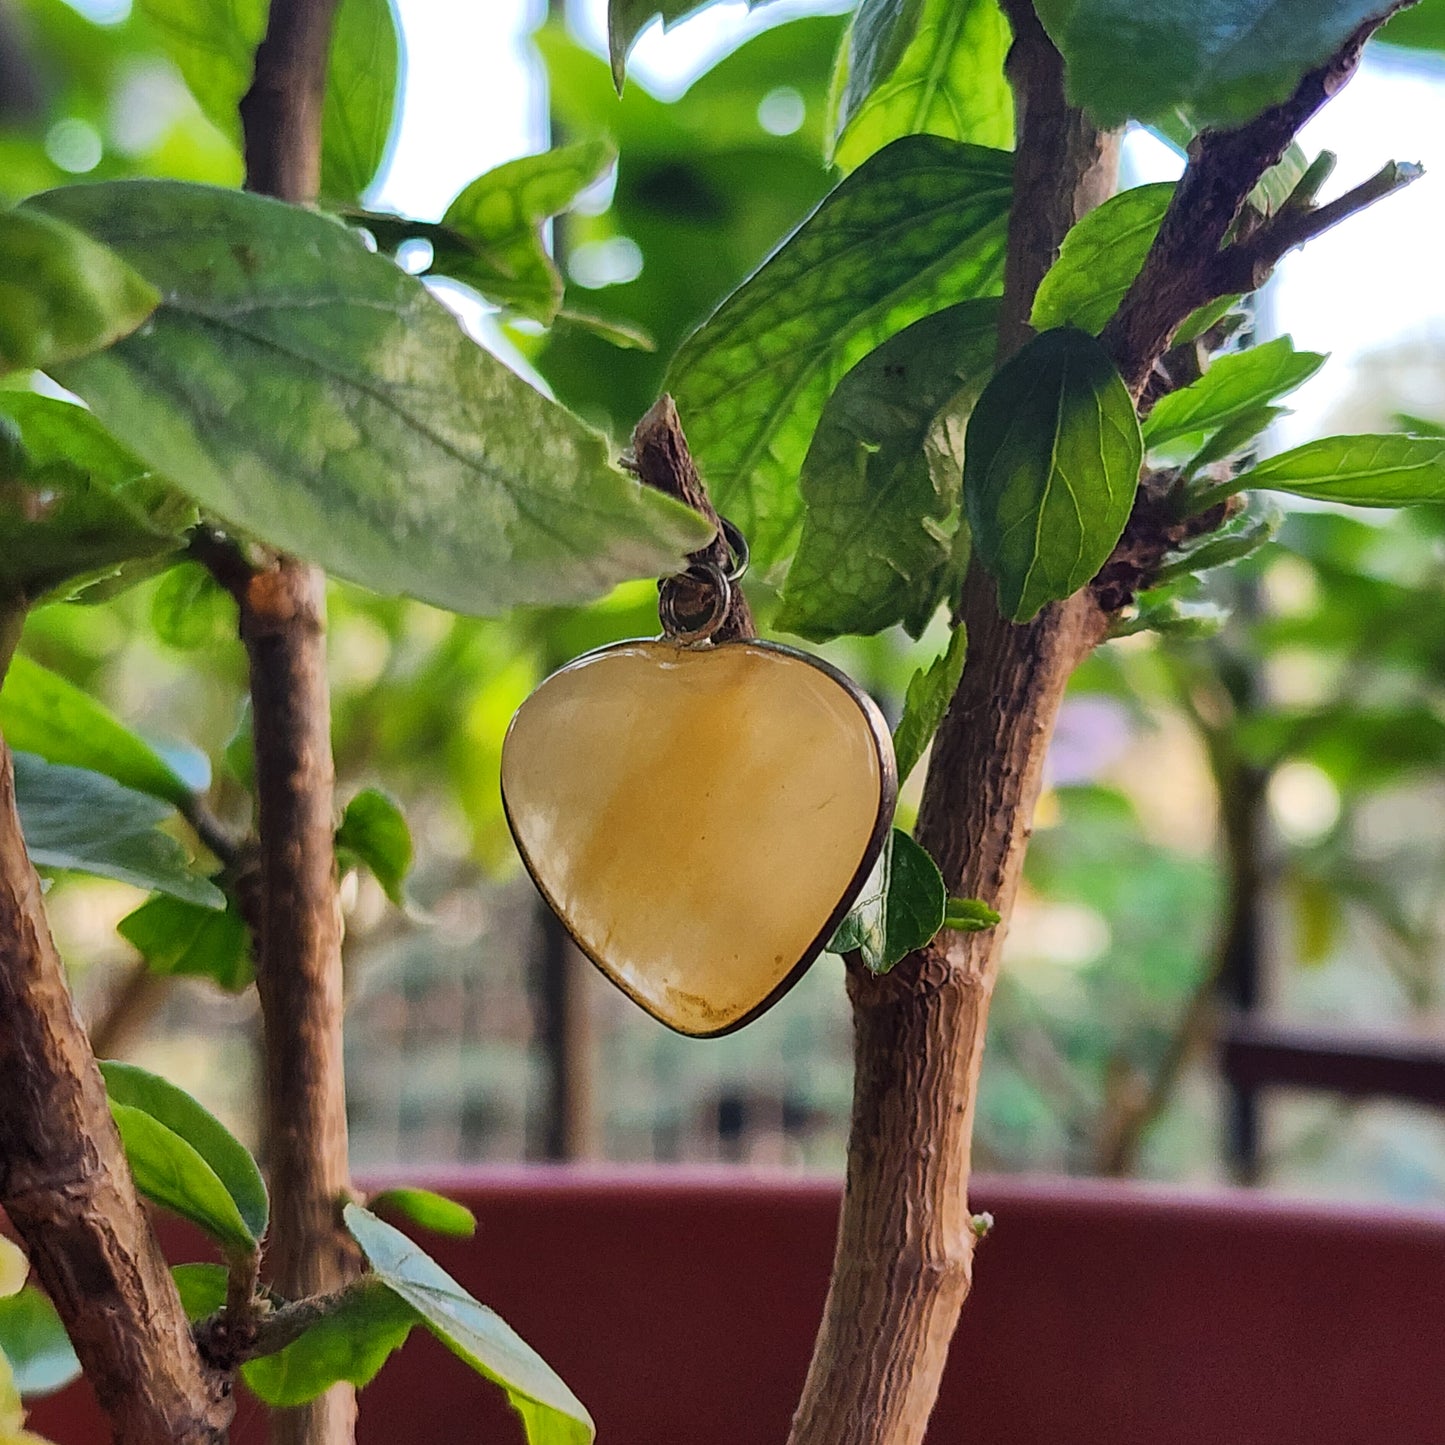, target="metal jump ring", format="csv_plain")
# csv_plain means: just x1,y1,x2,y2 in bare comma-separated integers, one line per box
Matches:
659,562,732,644
718,516,749,583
